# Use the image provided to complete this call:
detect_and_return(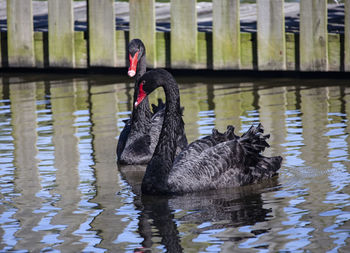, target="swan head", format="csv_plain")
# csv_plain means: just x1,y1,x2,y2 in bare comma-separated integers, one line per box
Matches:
135,69,173,107
134,77,158,107
128,39,146,77
135,81,147,107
